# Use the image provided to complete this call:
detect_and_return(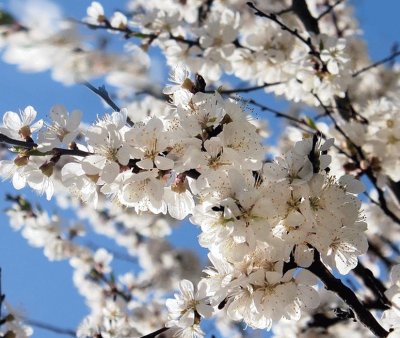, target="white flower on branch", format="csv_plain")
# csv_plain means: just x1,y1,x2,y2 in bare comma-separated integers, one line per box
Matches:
38,105,82,151
1,105,43,140
166,279,213,330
